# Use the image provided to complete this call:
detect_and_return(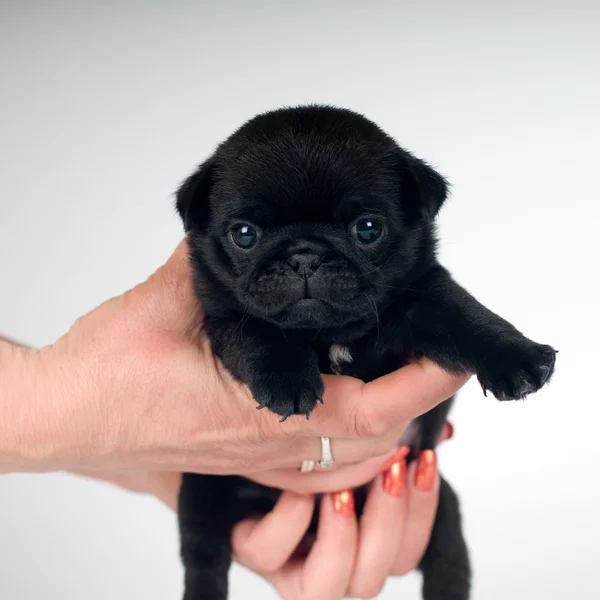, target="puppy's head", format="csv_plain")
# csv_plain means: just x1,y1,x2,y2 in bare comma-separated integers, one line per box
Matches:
177,105,447,330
